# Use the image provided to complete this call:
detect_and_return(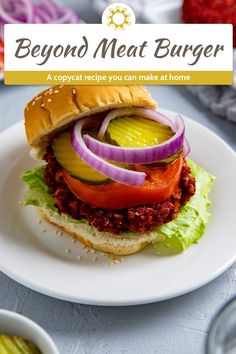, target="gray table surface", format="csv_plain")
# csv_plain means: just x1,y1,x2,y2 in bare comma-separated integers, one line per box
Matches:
1,2,236,353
